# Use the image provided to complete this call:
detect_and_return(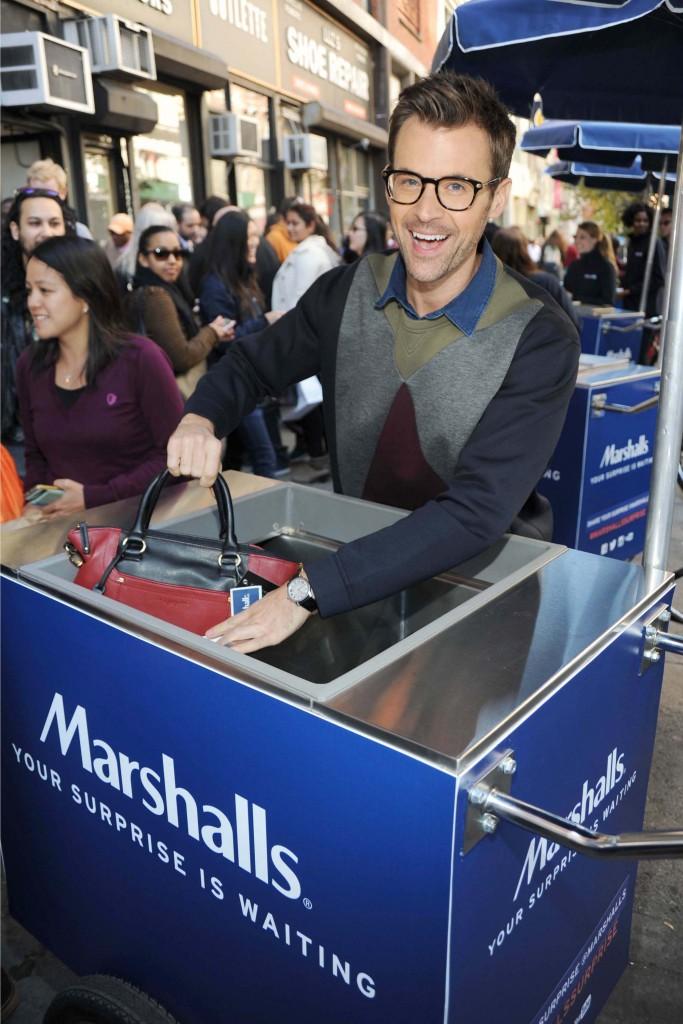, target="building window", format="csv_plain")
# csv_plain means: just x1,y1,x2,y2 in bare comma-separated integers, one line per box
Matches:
398,0,421,37
390,74,403,116
206,88,229,199
132,85,193,205
230,84,271,229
